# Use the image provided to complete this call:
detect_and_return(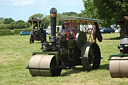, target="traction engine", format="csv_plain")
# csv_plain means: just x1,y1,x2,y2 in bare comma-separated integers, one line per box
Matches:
27,8,102,76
